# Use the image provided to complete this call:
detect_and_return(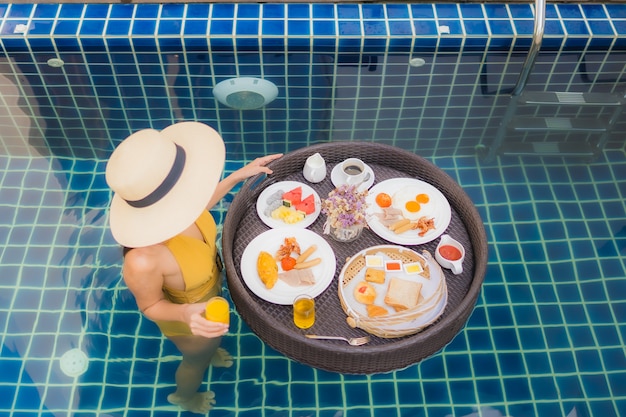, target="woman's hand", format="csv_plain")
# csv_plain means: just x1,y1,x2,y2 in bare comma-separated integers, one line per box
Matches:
185,302,229,339
234,153,283,182
206,153,284,210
